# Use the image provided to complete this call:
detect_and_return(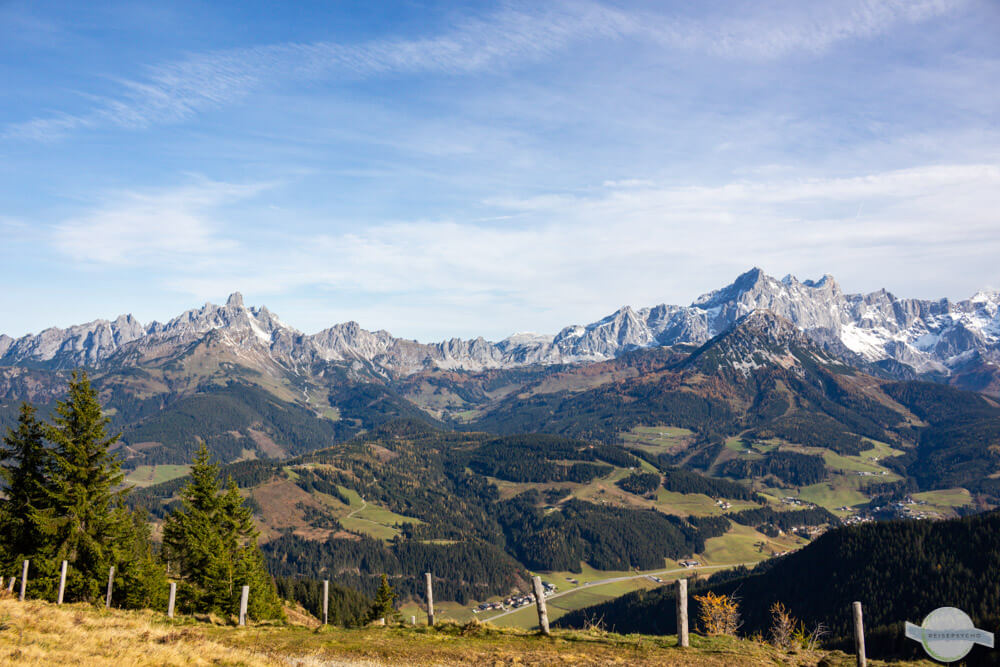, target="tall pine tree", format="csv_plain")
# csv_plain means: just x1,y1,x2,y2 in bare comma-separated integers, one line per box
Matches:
163,444,282,620
37,371,130,602
0,403,50,571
